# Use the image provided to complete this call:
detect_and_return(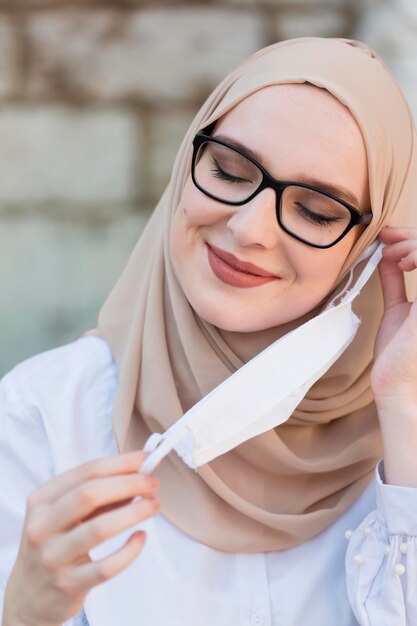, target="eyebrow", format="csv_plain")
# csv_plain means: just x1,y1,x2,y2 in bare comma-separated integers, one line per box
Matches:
212,134,362,210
